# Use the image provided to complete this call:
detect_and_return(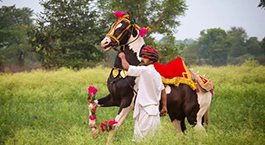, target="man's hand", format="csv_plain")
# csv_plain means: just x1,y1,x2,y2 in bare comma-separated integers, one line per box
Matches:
118,52,125,58
160,106,167,117
160,89,167,116
118,52,129,70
